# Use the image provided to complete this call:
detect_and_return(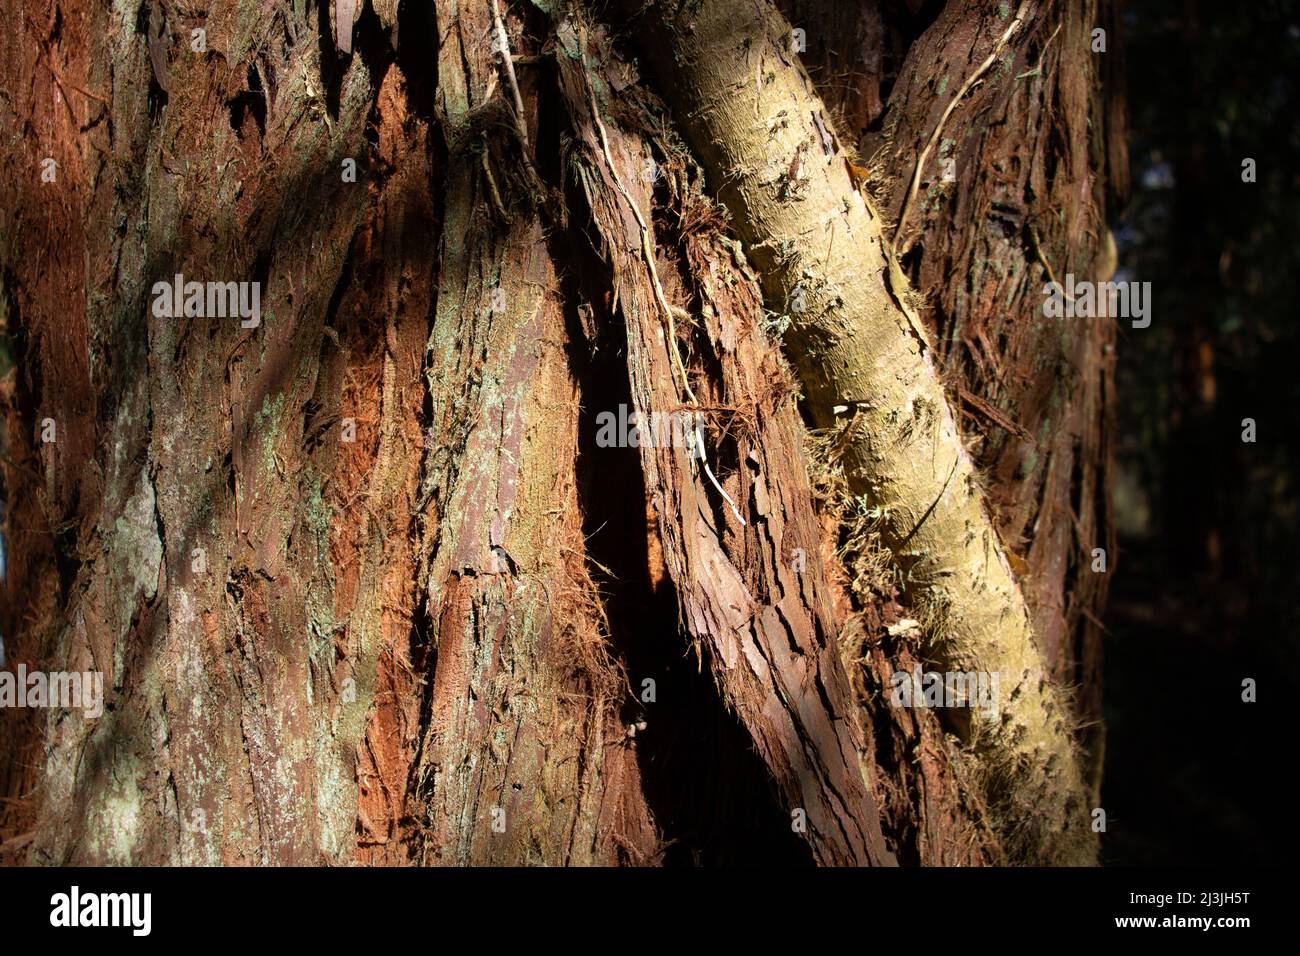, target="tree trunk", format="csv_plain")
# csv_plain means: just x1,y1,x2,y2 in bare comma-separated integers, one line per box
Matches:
0,0,1122,866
